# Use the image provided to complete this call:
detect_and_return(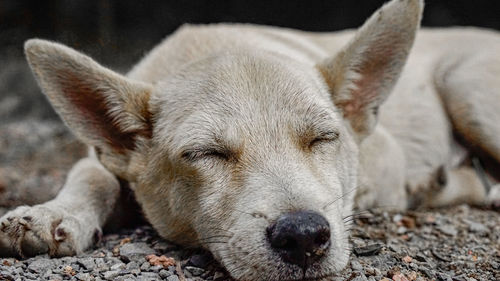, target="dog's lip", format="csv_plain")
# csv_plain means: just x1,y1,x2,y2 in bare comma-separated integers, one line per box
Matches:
225,244,335,281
